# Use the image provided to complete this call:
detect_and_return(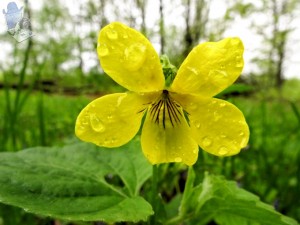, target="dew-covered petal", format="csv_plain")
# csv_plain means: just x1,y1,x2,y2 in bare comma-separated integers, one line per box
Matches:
98,22,165,92
141,101,198,166
172,93,249,156
170,37,244,97
75,92,158,147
